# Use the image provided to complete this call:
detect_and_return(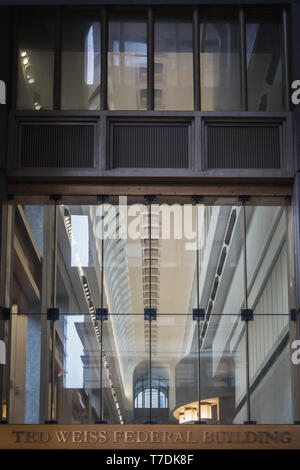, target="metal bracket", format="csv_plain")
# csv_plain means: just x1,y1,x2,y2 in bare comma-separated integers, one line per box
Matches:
290,308,299,322
49,195,62,202
144,308,157,321
47,308,60,321
238,196,251,204
0,307,11,321
97,195,109,204
244,420,257,425
45,420,58,424
144,195,157,204
95,420,107,424
193,308,205,322
241,309,254,322
95,308,108,321
191,196,204,204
